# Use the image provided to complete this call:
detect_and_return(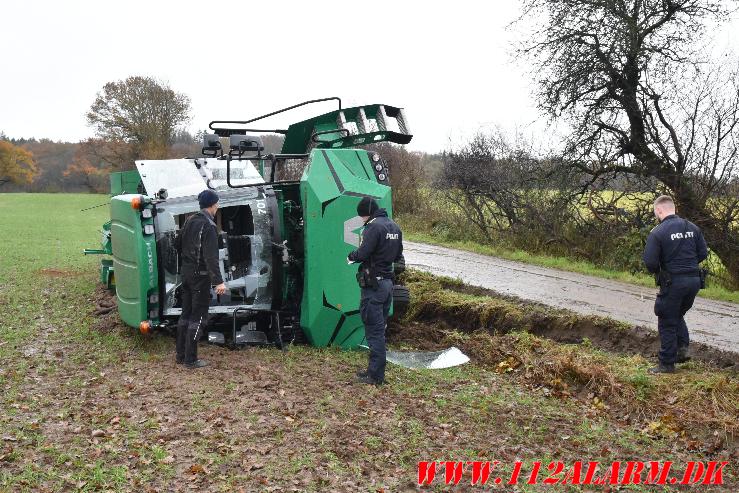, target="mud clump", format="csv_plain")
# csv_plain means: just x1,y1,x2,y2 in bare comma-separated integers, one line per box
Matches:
91,285,123,331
